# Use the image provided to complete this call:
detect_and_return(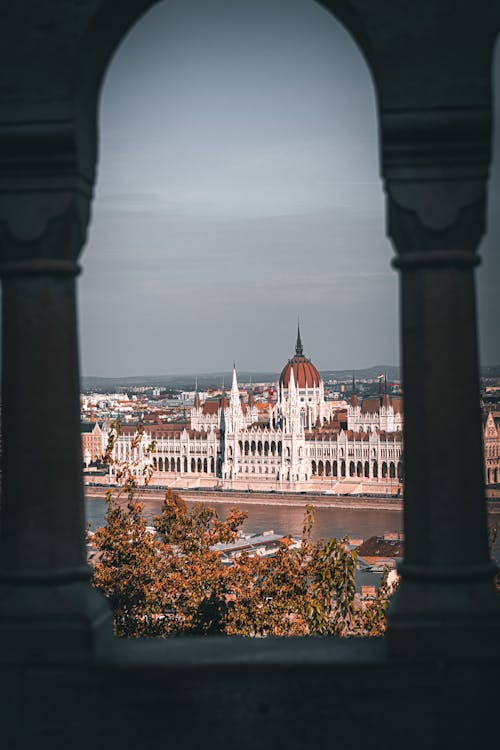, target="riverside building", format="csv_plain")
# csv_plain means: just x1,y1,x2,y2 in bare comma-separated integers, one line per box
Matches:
107,327,404,494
